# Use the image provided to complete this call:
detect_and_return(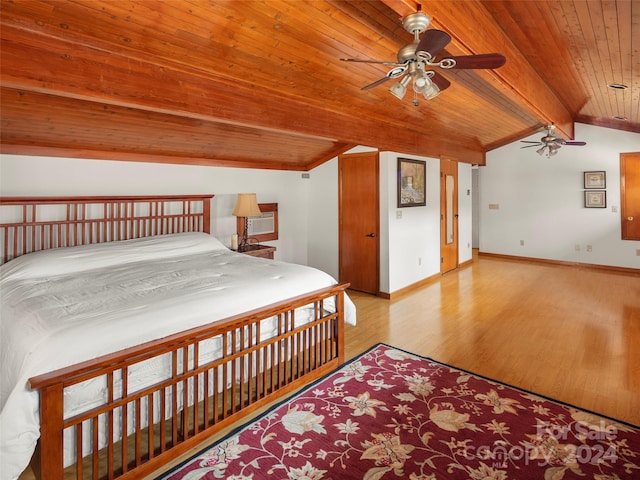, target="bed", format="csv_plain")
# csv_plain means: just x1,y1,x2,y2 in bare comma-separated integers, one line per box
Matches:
0,195,355,480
